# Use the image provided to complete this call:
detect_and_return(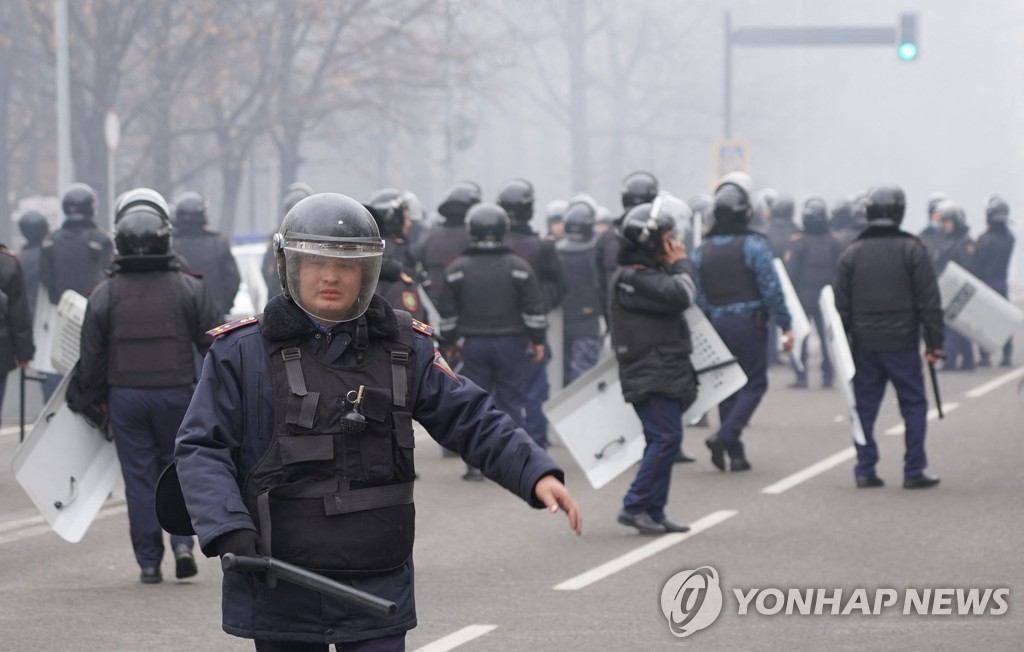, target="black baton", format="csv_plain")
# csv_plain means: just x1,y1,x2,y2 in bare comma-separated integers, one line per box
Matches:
221,553,397,617
928,361,944,420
